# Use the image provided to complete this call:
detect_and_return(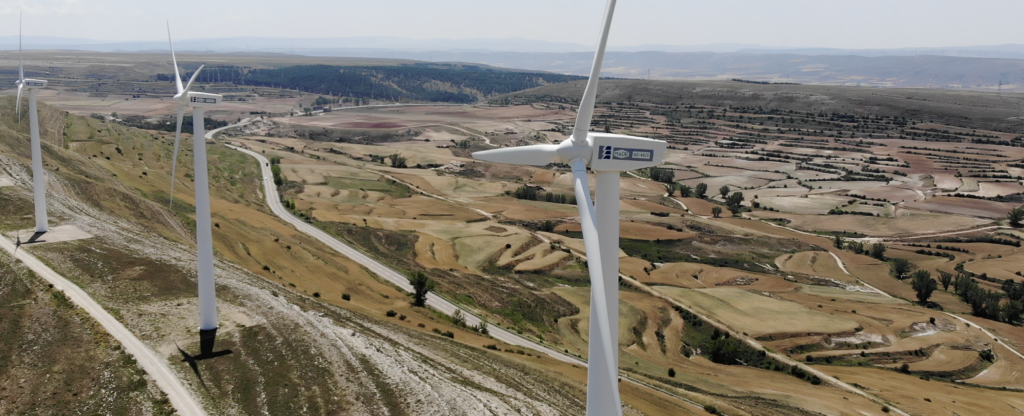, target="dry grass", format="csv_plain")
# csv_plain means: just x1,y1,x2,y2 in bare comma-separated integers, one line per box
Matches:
655,287,860,337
